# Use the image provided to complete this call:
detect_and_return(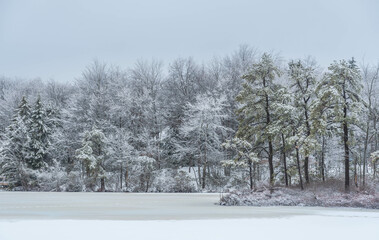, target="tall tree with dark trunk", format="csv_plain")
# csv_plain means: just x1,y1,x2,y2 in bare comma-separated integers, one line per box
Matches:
312,58,363,192
288,59,318,184
236,53,281,186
